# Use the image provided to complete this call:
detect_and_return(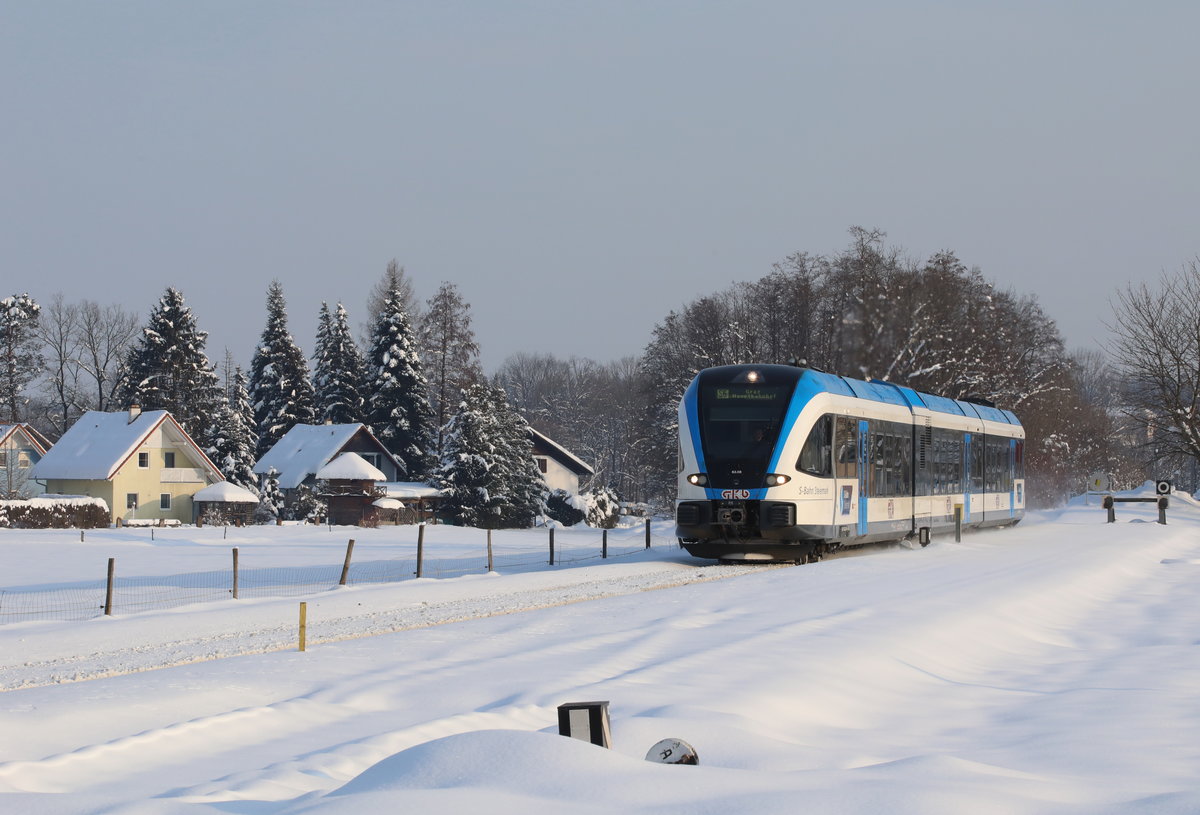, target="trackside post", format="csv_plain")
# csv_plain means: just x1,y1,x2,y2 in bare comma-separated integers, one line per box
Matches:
104,557,115,616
